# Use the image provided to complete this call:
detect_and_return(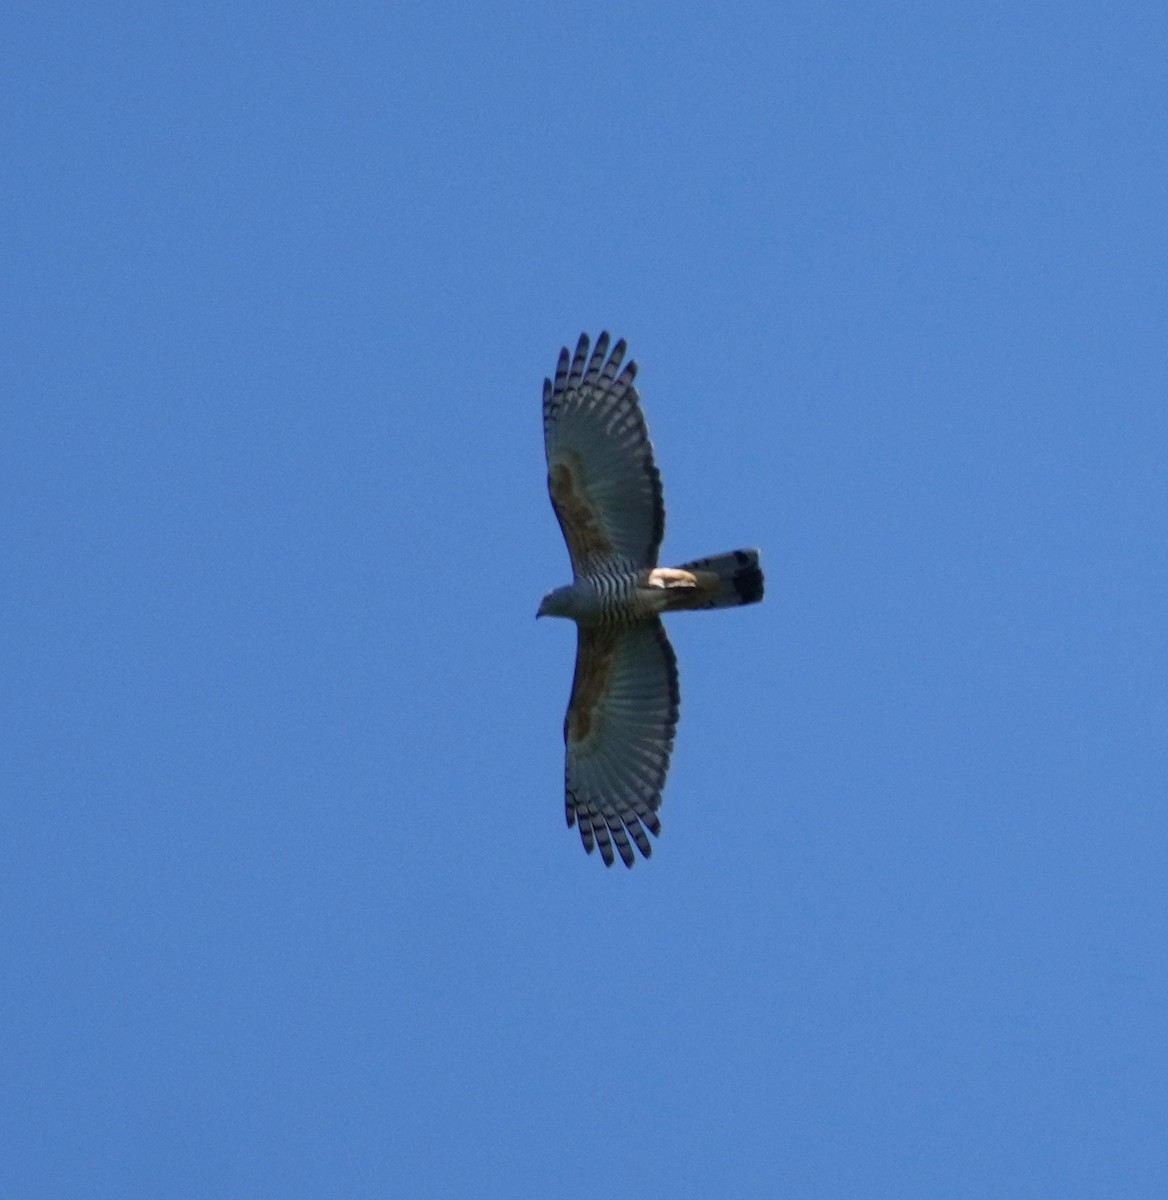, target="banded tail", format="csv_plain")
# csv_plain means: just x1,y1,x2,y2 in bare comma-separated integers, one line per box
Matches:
671,548,764,610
